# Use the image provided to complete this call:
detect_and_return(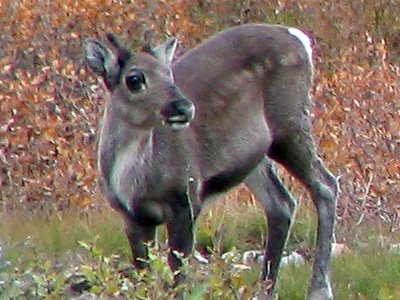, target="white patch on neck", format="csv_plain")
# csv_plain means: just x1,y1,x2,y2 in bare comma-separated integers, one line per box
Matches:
288,27,313,63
